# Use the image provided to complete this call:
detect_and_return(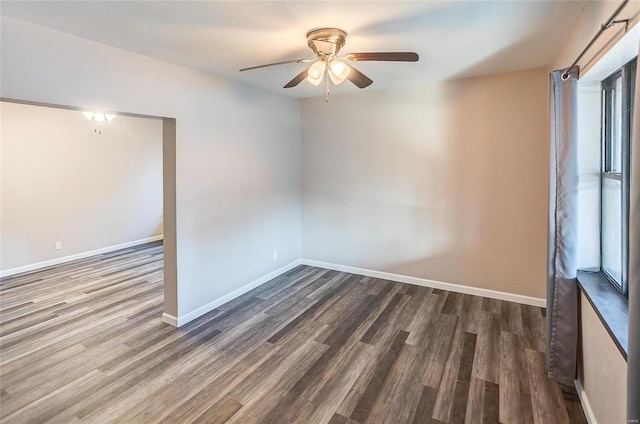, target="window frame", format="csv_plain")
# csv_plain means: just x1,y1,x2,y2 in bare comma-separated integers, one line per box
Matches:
600,58,636,298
